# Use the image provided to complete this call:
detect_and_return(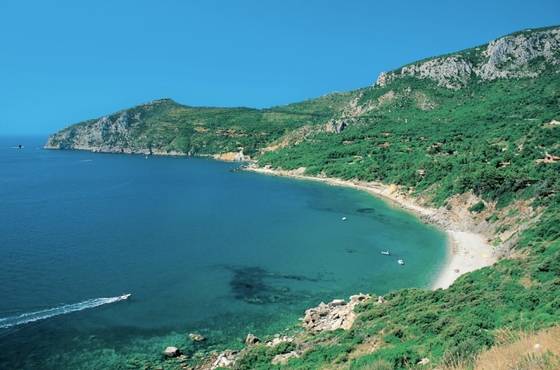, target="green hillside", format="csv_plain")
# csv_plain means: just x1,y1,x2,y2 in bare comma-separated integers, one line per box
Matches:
46,93,357,157
46,25,560,369
239,27,560,369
